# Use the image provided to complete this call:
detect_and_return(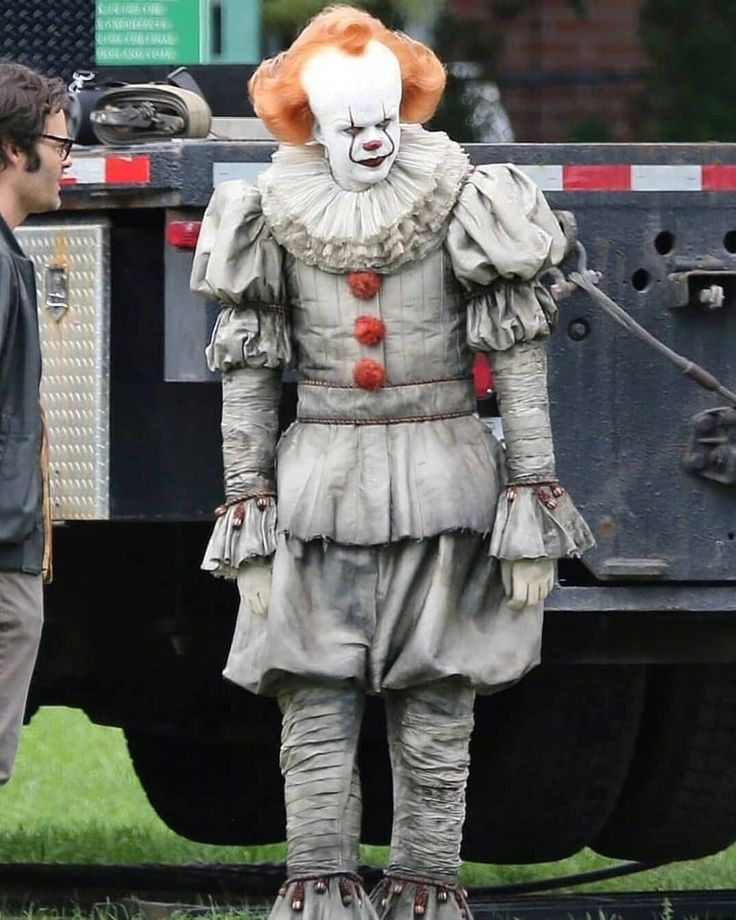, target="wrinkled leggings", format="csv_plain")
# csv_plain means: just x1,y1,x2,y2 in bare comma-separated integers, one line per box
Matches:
277,679,475,882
